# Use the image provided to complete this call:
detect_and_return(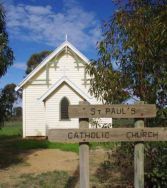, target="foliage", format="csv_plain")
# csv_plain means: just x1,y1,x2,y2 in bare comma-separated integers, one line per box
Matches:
114,142,134,184
113,118,134,128
13,106,22,120
87,0,167,186
0,4,14,78
90,142,118,150
145,142,167,187
94,142,134,187
110,142,167,187
0,83,21,127
86,61,129,103
148,108,167,127
25,50,51,75
86,0,167,107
